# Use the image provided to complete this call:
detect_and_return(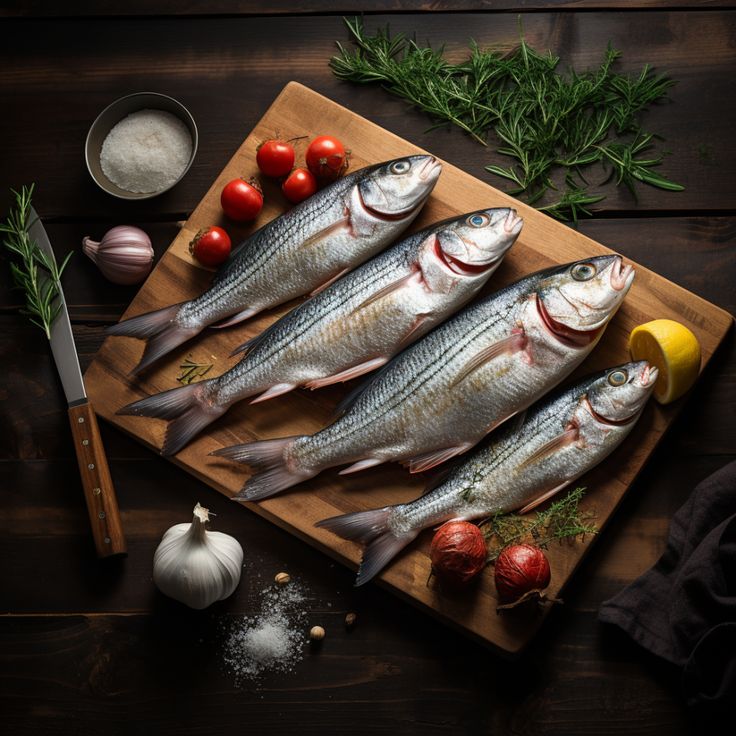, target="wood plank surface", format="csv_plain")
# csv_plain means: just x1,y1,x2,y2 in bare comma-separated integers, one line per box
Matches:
4,1,735,17
1,12,736,218
2,4,735,734
83,81,732,654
